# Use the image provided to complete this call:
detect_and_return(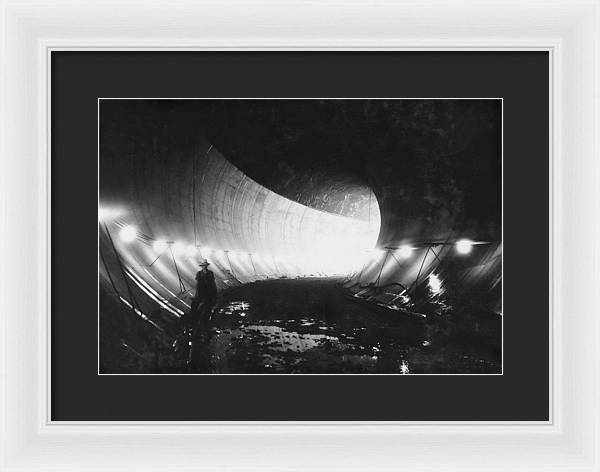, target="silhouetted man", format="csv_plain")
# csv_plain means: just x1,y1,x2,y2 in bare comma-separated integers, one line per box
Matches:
190,260,217,330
